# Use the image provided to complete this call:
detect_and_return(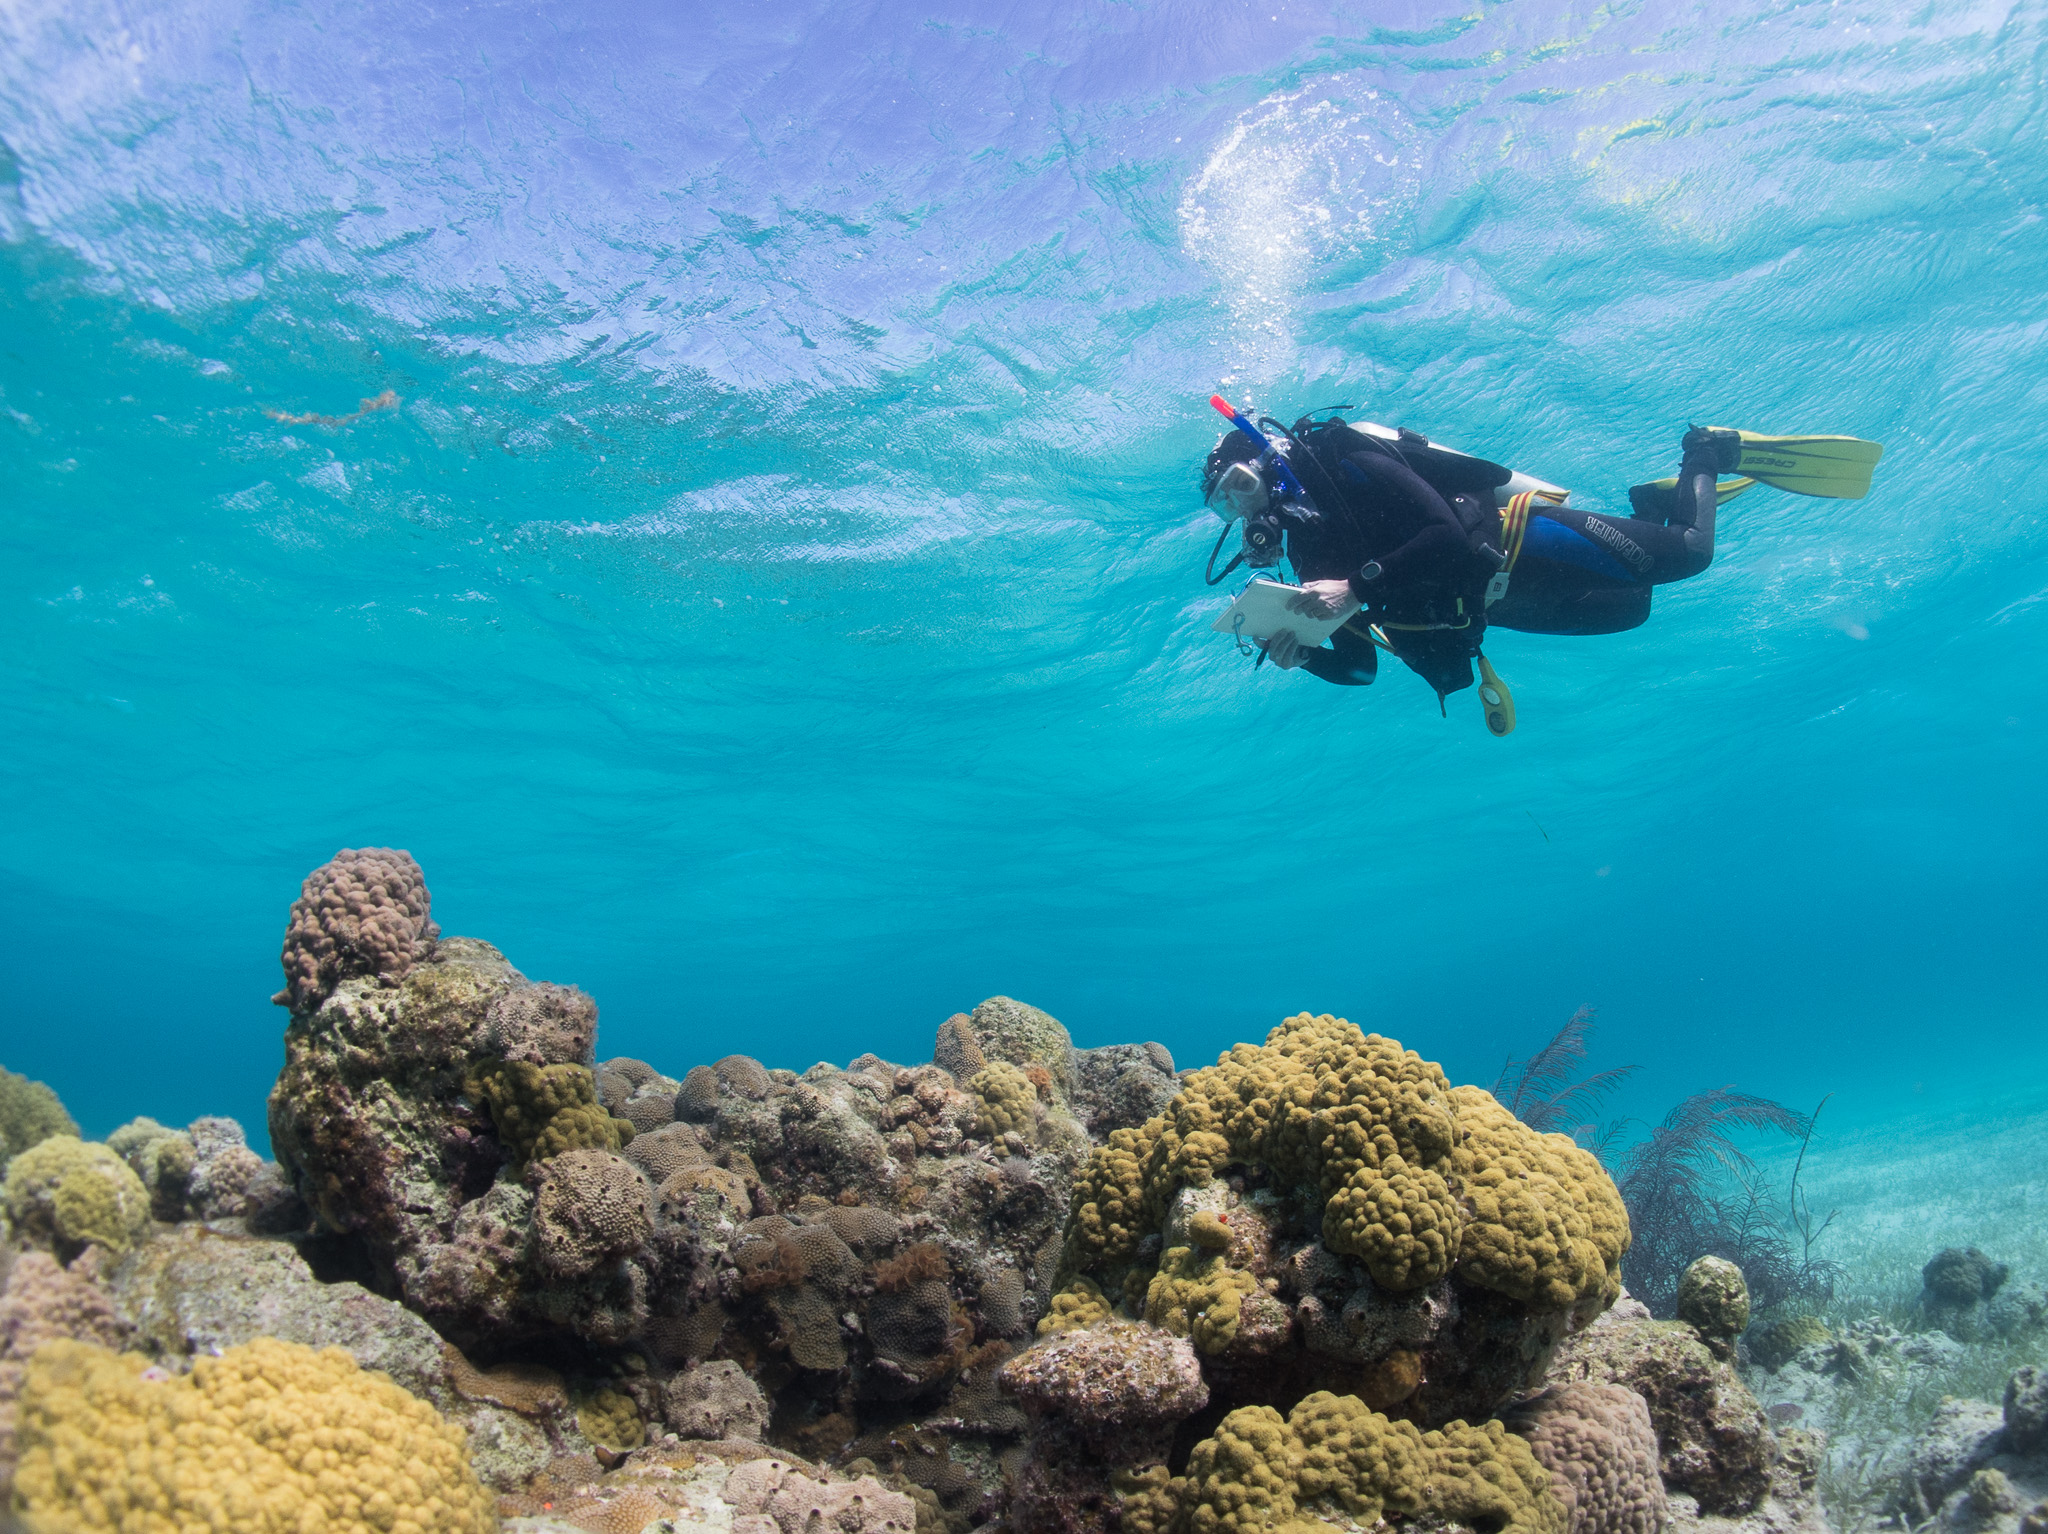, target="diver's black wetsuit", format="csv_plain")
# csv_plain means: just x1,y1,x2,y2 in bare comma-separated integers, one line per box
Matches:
1228,419,1720,697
